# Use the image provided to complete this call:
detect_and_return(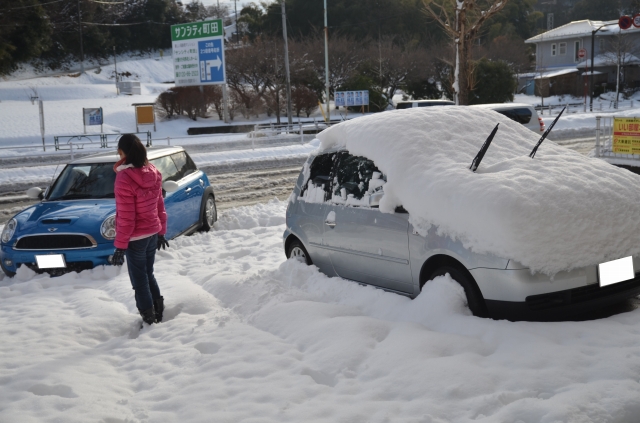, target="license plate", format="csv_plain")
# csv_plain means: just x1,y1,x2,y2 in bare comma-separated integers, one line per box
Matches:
598,256,634,287
35,254,66,269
